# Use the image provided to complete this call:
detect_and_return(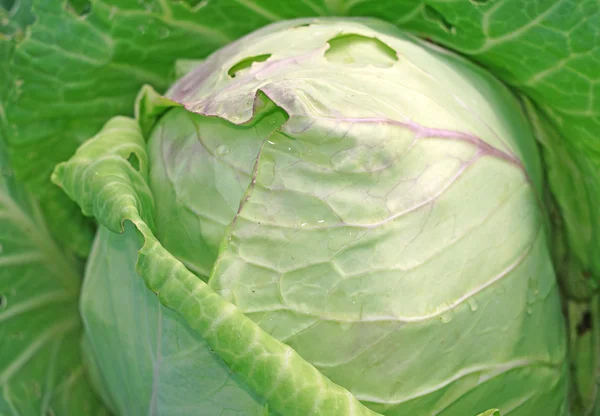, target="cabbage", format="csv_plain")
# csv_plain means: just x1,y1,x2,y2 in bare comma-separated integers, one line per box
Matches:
2,1,598,415
53,18,567,415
